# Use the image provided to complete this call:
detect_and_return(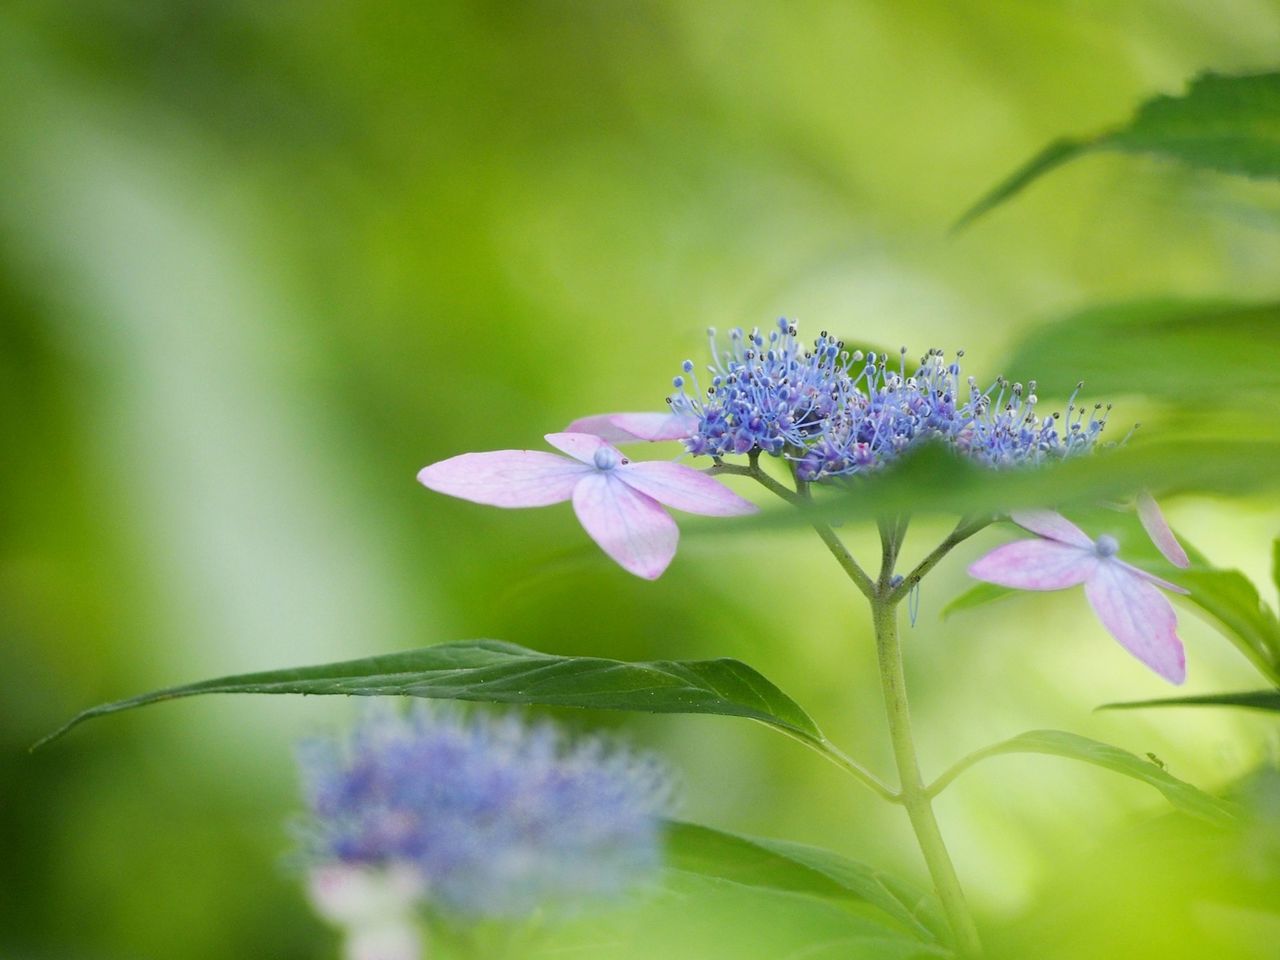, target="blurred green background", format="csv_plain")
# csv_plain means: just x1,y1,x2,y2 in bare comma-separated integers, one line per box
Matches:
4,2,1280,958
